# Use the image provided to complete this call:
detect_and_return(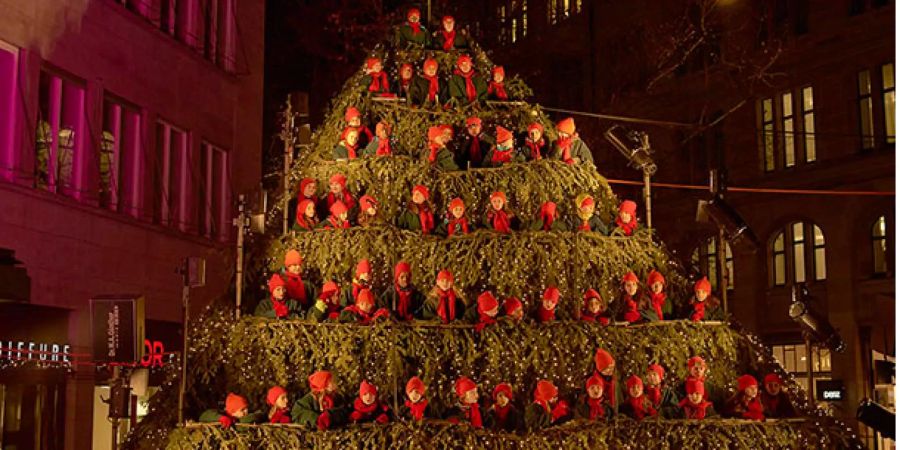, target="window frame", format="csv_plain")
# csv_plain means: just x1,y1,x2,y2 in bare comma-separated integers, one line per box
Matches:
36,69,87,199
760,97,776,172
0,40,17,182
872,215,892,276
858,70,876,150
200,141,231,241
758,85,817,172
770,221,827,287
881,63,895,145
771,343,832,396
691,237,735,291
